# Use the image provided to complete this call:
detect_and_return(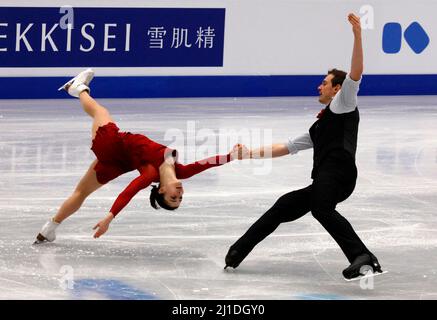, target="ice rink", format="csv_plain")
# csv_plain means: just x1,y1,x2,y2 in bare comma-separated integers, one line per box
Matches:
1,95,436,300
